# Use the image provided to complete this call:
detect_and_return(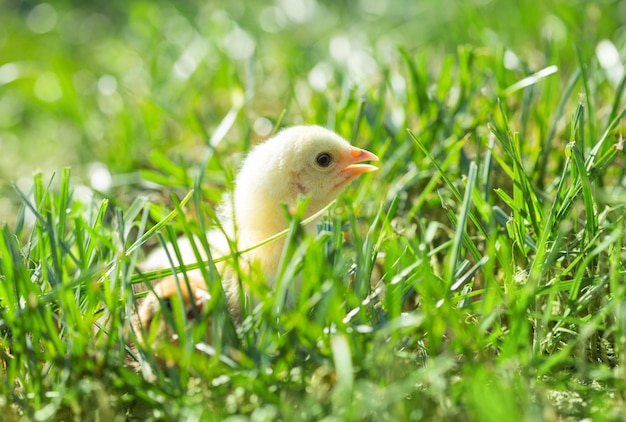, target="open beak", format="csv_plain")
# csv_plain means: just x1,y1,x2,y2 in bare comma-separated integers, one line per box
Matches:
340,147,379,178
